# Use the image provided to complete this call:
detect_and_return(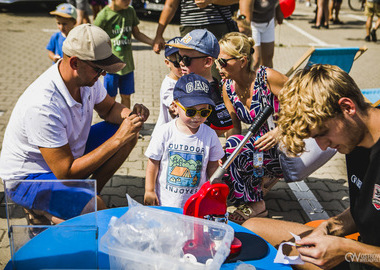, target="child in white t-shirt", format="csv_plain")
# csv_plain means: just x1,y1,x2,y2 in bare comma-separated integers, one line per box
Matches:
151,37,182,137
144,74,225,208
